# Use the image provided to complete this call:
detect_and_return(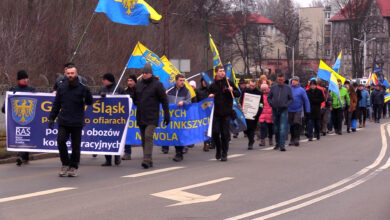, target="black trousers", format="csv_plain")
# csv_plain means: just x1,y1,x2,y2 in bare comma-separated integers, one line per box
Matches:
17,152,29,161
104,155,120,164
245,119,258,145
57,126,82,169
358,107,367,124
212,115,231,158
332,108,344,133
373,104,383,121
